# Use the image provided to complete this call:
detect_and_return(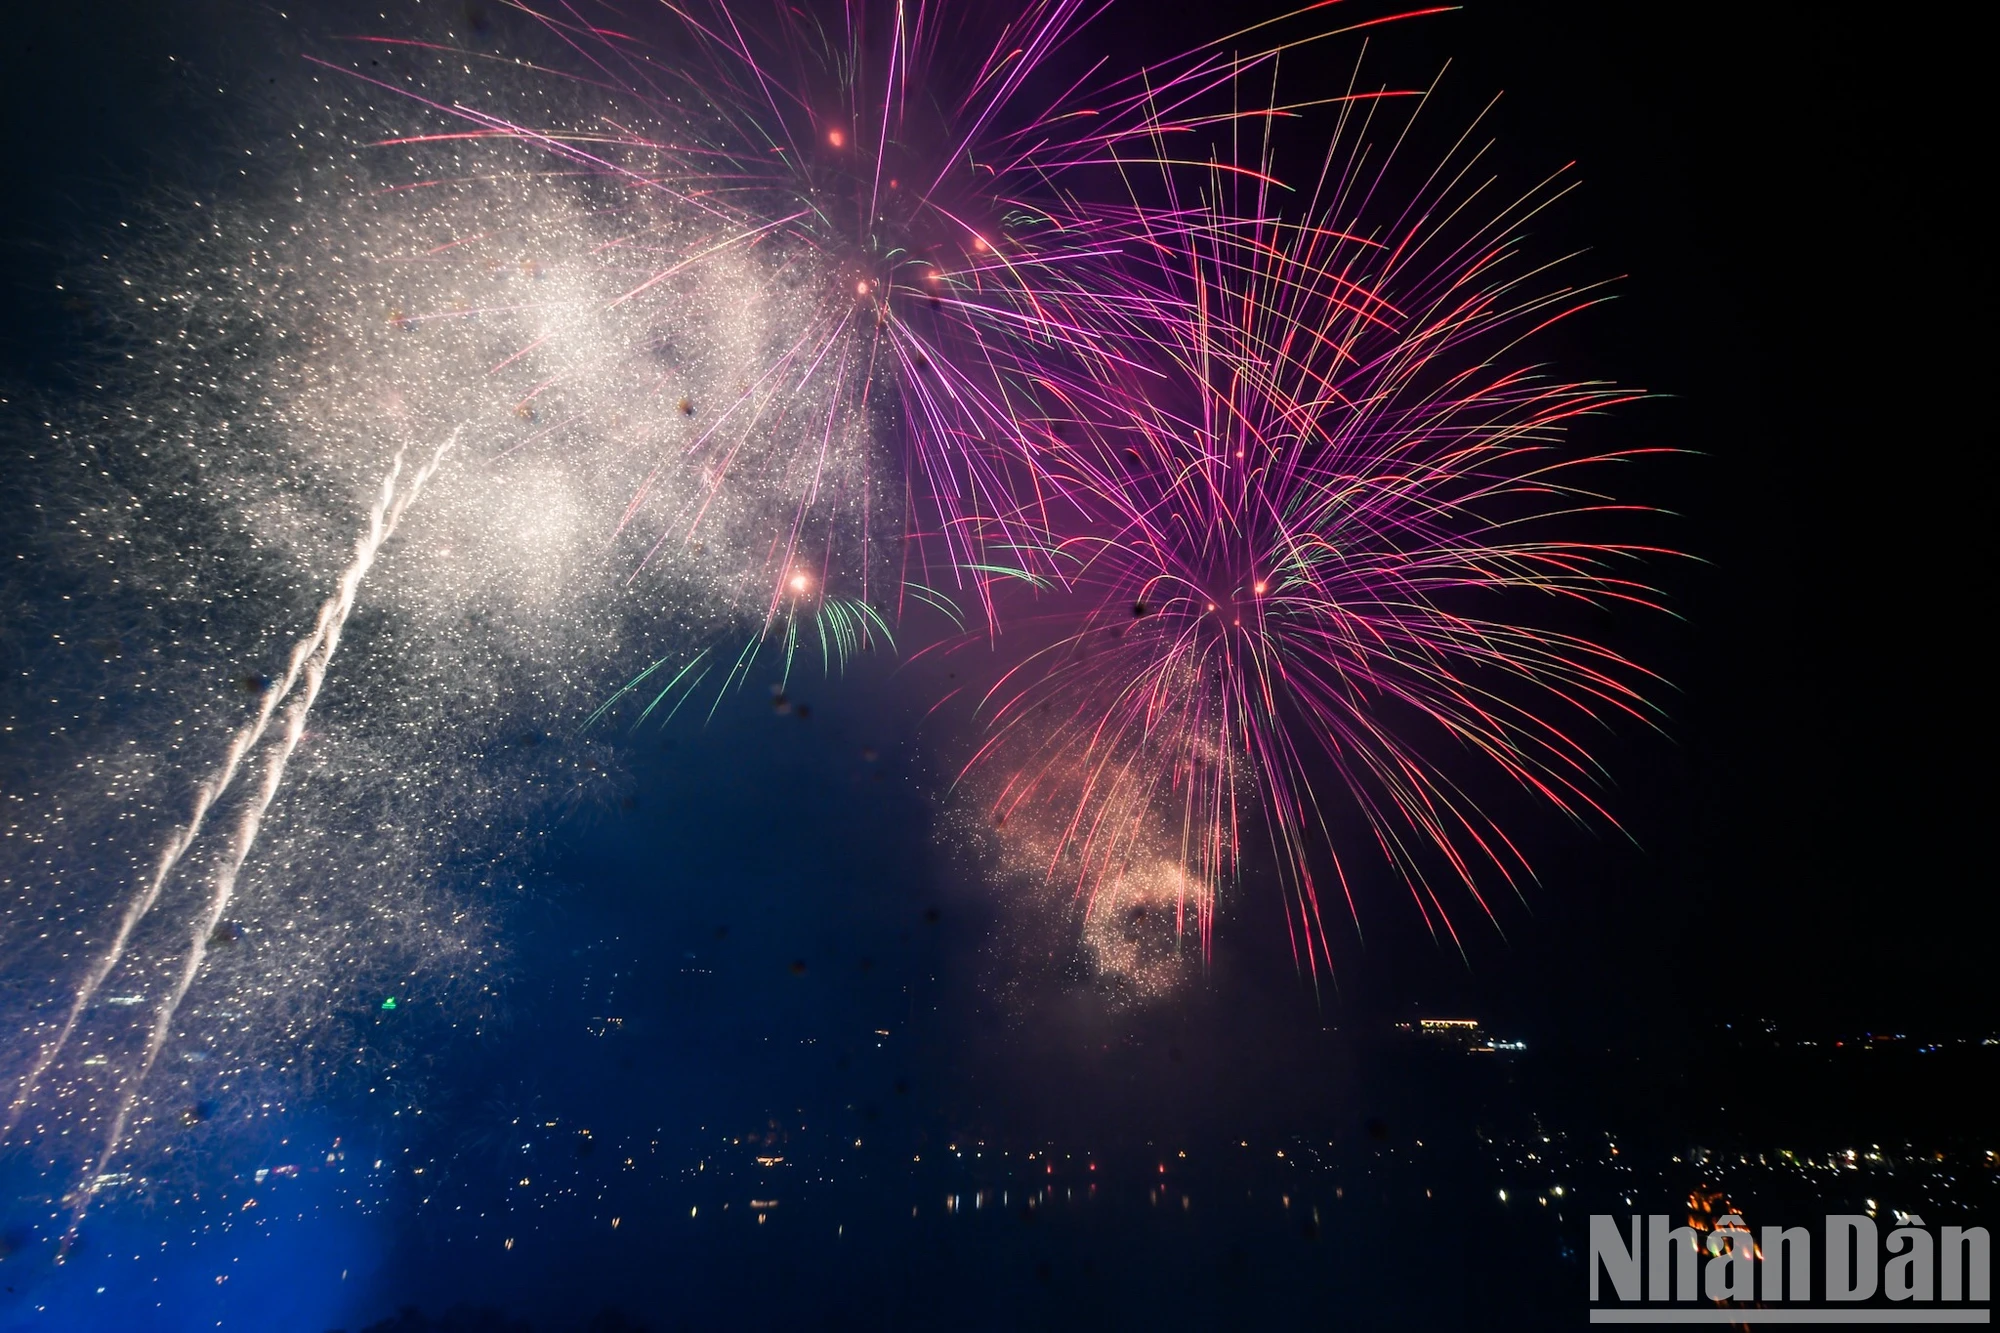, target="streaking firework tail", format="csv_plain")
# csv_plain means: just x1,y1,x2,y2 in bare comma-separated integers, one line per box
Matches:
960,78,1673,979
4,432,457,1147
55,428,459,1246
